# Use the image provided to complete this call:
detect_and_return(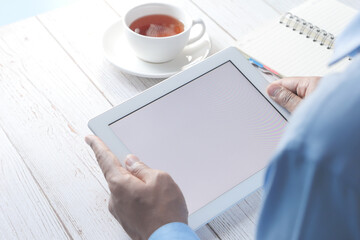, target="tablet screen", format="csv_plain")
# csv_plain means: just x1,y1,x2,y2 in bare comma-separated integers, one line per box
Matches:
109,61,287,214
